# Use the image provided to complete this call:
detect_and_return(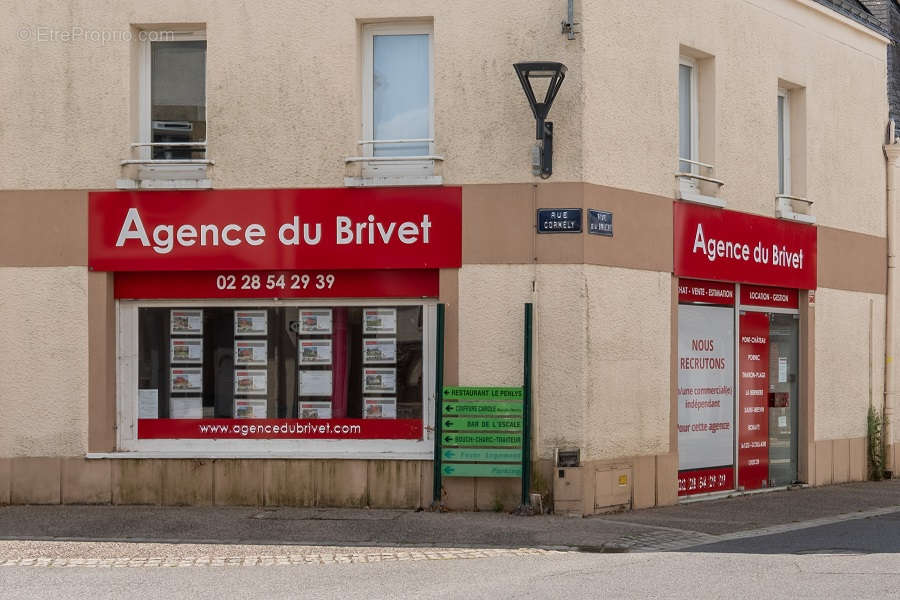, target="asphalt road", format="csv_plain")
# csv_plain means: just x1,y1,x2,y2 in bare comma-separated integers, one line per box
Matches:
2,512,899,600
